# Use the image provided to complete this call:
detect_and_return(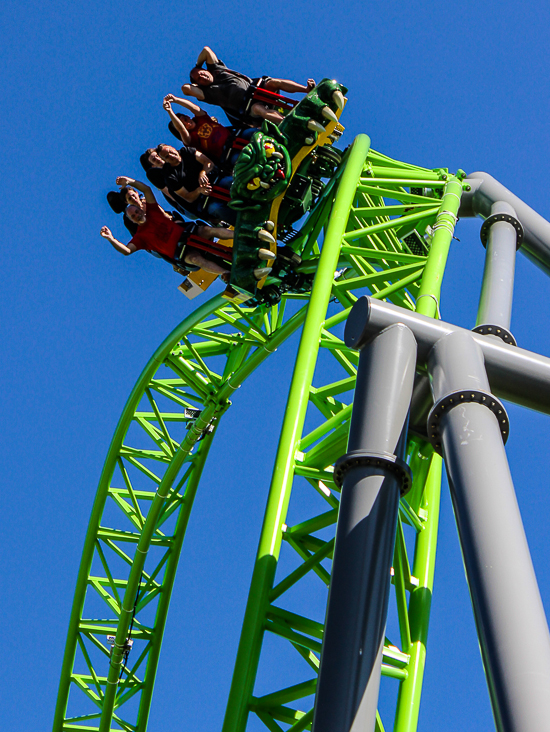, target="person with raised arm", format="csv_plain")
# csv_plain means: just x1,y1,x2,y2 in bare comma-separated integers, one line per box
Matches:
155,143,236,224
163,94,228,156
162,95,255,167
139,148,189,216
106,184,176,239
155,144,213,206
100,177,233,277
181,46,315,125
